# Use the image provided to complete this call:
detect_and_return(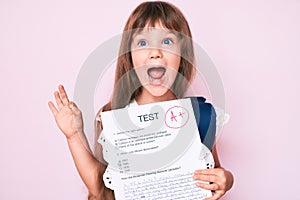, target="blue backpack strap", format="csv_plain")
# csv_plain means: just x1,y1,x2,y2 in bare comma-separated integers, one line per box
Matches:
189,97,216,151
